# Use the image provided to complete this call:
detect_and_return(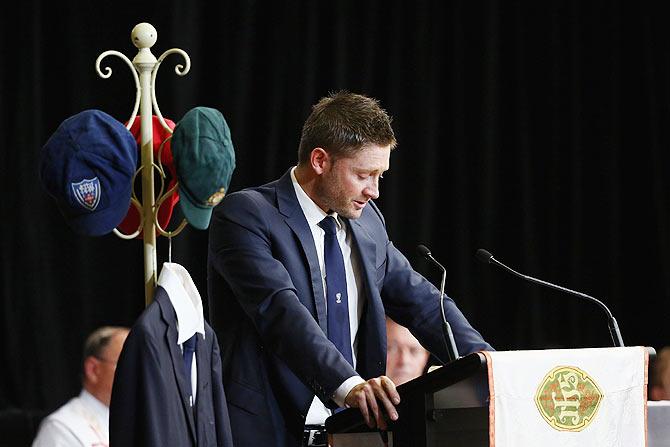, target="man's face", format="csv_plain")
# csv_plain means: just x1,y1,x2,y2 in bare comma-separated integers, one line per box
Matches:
93,330,128,406
314,144,391,219
386,320,430,385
